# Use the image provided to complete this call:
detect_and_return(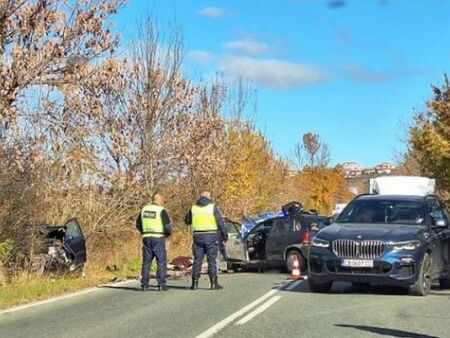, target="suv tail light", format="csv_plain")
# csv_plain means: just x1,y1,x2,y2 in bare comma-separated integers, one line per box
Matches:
301,231,311,245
